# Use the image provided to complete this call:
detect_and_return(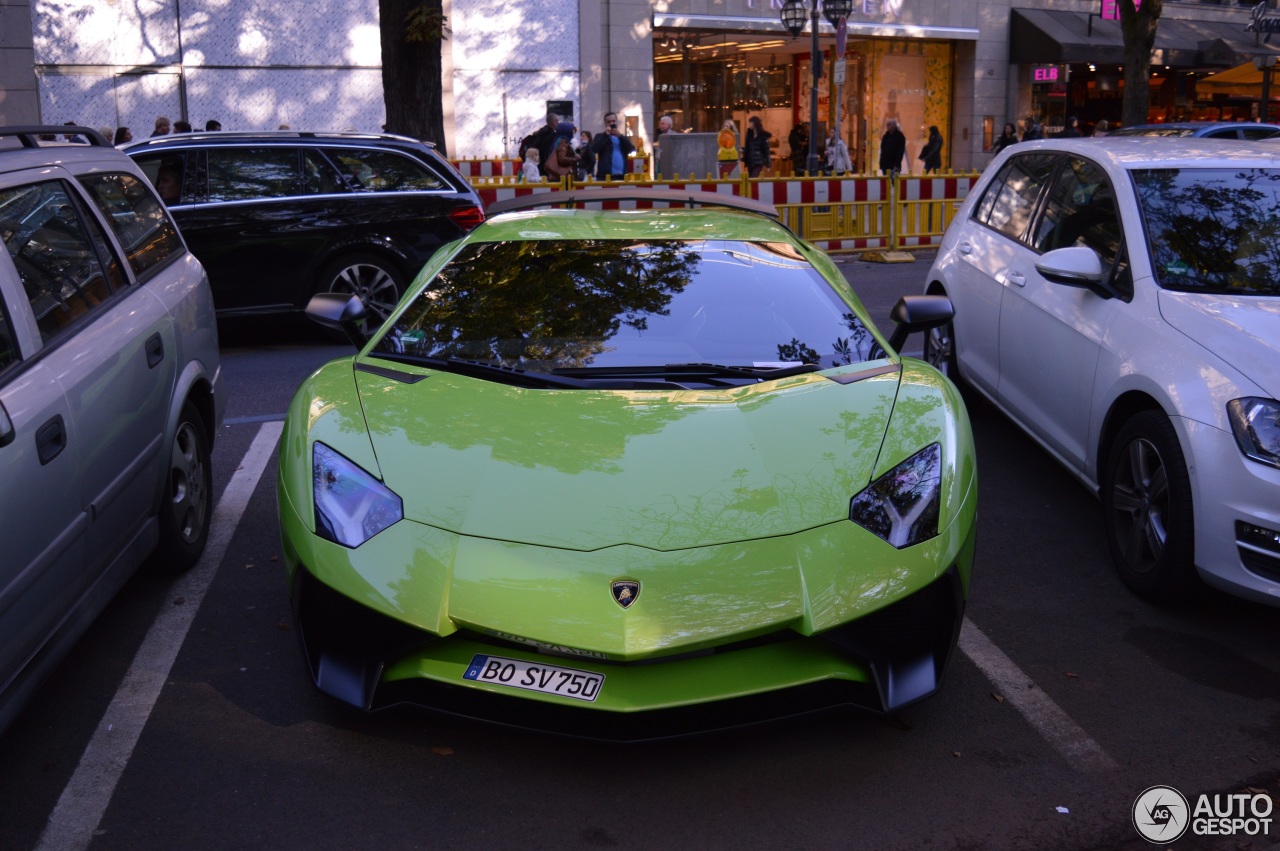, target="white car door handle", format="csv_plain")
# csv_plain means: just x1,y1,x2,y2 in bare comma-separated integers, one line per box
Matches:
1007,270,1026,287
958,242,973,255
